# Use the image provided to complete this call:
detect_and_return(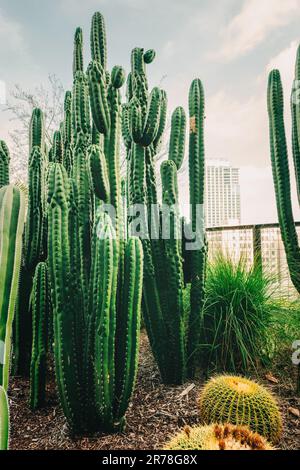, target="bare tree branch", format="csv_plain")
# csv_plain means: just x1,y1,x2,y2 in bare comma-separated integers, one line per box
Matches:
5,74,65,182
